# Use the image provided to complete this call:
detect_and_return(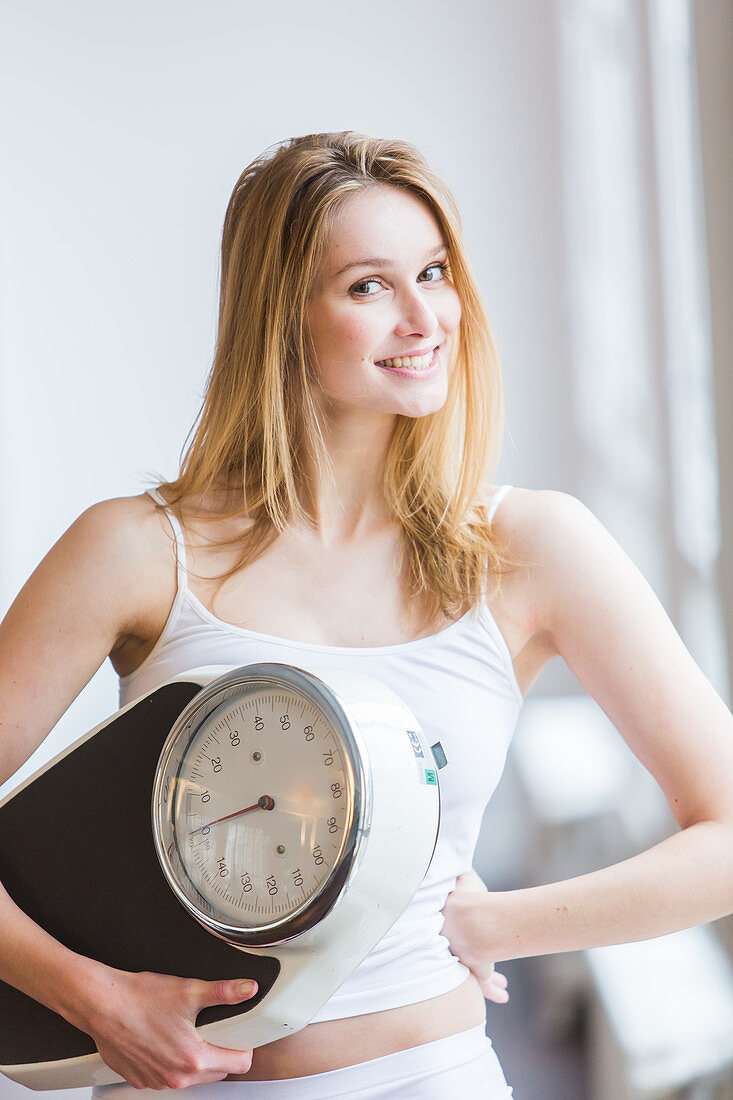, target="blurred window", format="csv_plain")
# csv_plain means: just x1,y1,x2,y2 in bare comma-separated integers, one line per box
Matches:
558,0,727,698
